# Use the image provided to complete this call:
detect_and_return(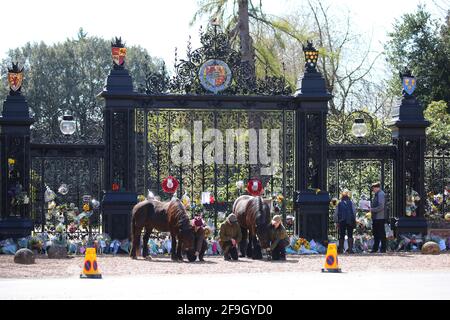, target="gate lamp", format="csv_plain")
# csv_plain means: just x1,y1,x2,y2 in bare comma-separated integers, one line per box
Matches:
352,118,368,138
303,40,319,72
60,112,76,136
